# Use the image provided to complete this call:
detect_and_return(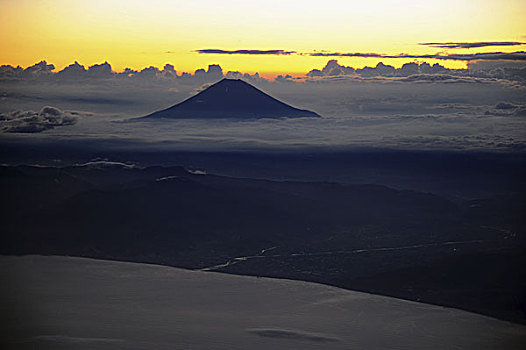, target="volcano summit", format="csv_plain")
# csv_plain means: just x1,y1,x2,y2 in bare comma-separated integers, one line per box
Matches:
141,78,321,119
